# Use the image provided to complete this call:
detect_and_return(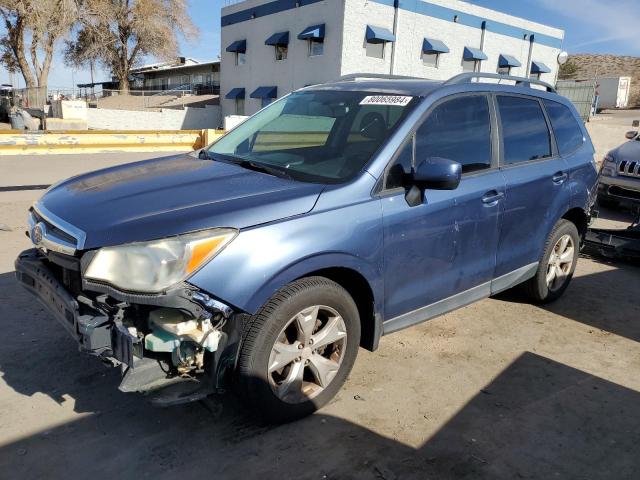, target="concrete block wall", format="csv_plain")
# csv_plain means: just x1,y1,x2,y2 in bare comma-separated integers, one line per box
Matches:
220,0,345,116
345,0,563,83
86,105,222,131
220,0,565,117
340,0,395,76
